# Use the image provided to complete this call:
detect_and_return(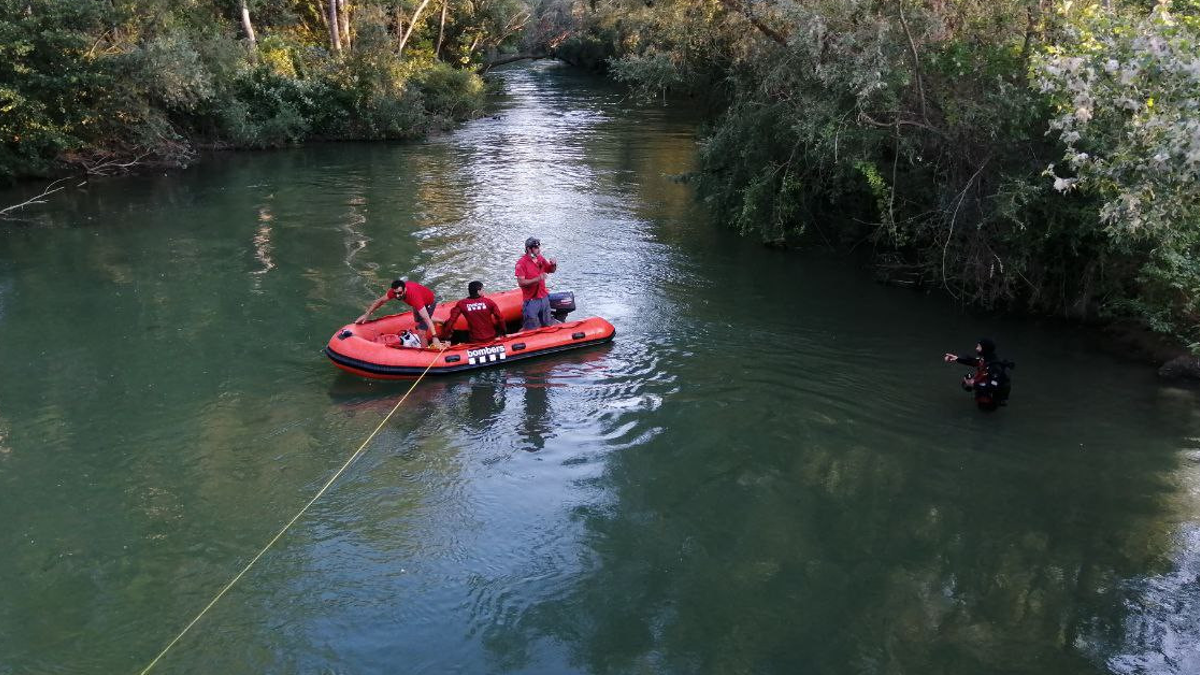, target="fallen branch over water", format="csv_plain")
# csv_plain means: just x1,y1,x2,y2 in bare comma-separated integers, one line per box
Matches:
0,178,80,217
478,52,553,74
